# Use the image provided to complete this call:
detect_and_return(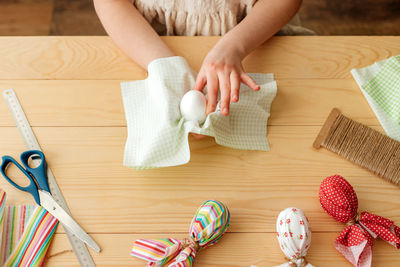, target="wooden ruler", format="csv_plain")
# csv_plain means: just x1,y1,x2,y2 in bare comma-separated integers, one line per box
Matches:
3,89,96,267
